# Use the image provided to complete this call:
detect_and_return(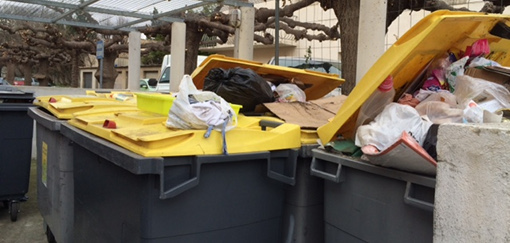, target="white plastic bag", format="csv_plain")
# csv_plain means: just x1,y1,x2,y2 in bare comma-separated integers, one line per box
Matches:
454,75,510,112
275,83,306,102
355,103,433,152
415,101,464,124
166,75,237,132
445,56,469,92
